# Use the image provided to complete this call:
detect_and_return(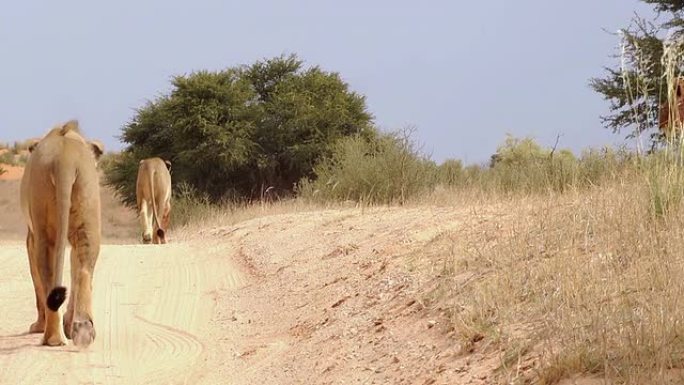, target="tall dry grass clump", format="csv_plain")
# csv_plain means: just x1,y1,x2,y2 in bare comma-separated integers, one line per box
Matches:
417,177,684,384
643,33,684,220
